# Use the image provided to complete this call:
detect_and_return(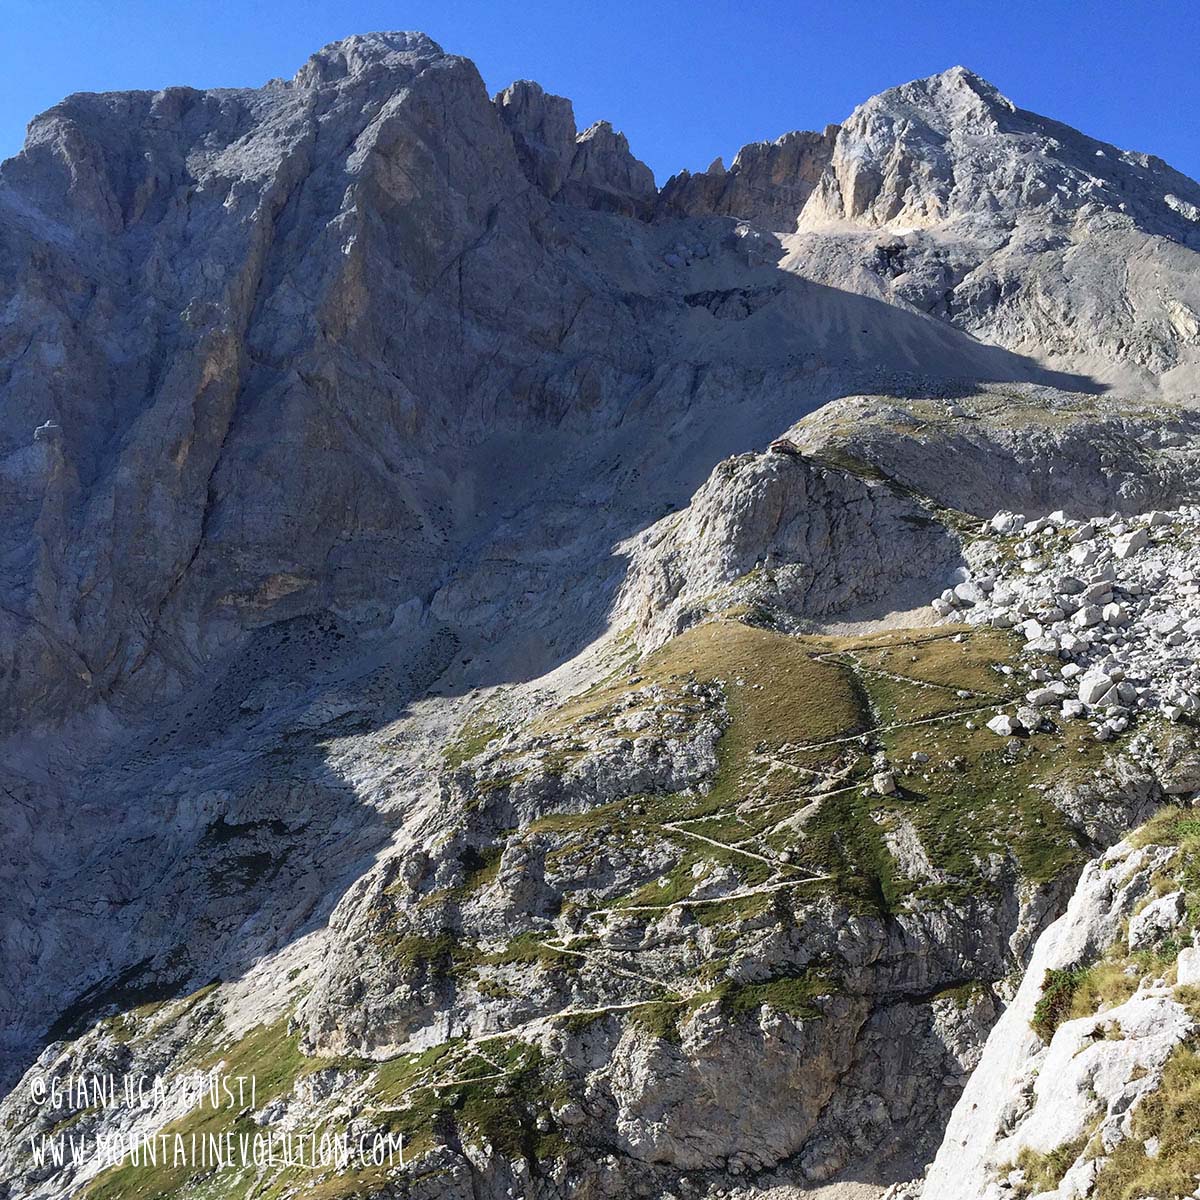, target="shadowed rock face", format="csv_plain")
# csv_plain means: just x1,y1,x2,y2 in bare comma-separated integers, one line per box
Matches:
657,126,840,231
496,79,657,217
3,33,1200,1200
0,33,671,733
2,39,1149,737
